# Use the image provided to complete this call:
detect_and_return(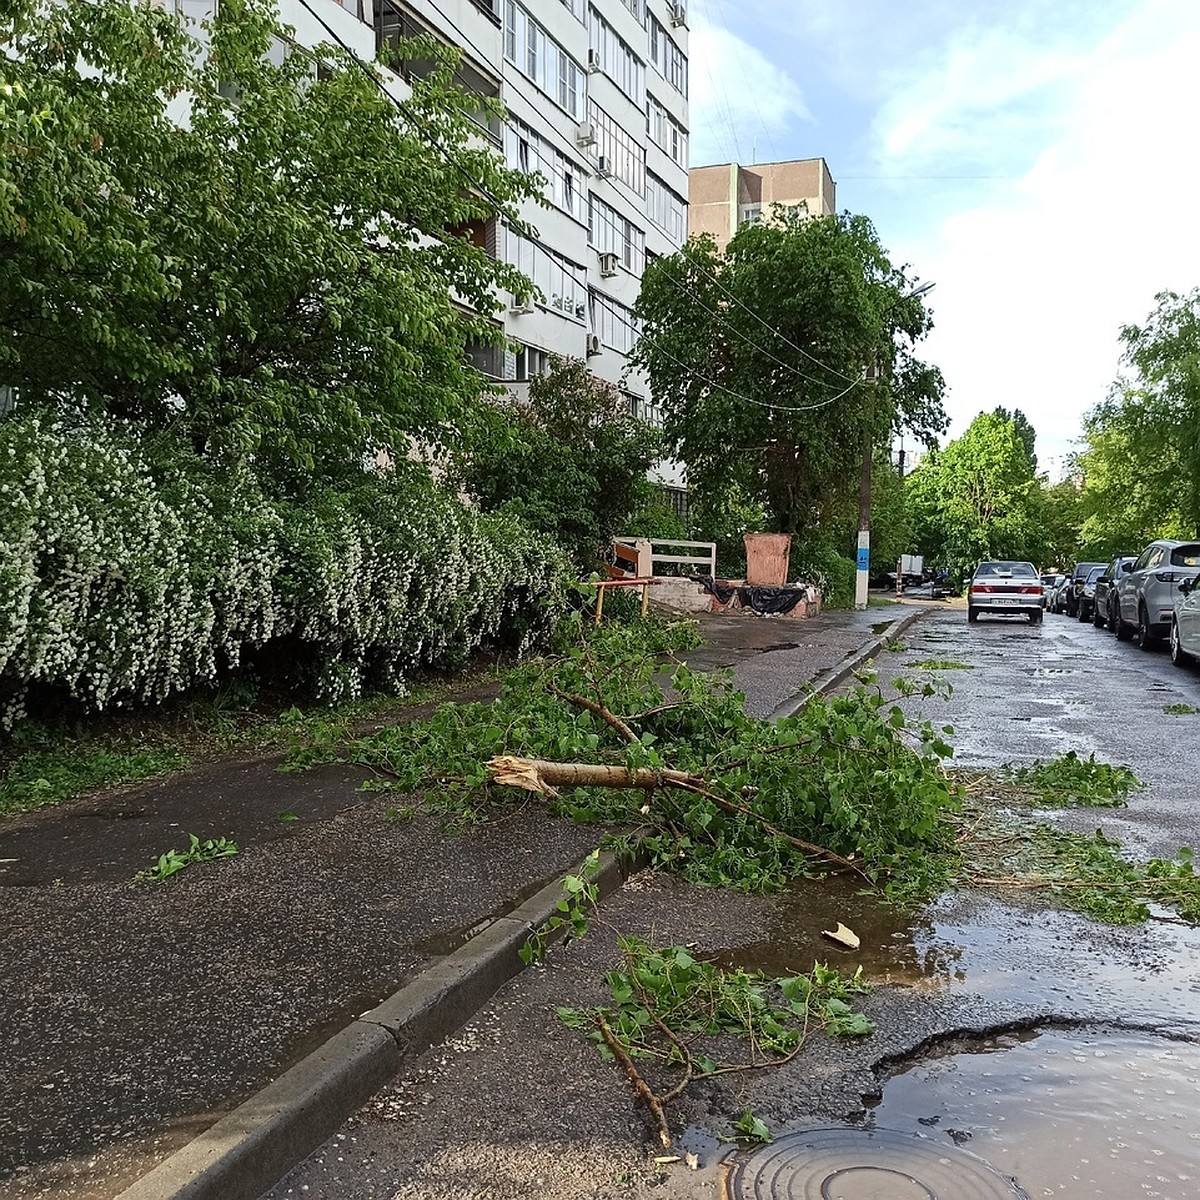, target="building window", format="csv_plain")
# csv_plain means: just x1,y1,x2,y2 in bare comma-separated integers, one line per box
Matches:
616,0,645,24
590,289,641,354
506,227,588,321
588,101,645,195
648,16,686,96
589,195,645,273
645,172,685,242
505,119,585,220
740,204,762,226
647,96,688,167
512,343,551,381
588,8,645,106
504,1,585,118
